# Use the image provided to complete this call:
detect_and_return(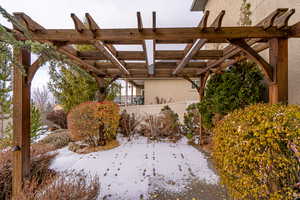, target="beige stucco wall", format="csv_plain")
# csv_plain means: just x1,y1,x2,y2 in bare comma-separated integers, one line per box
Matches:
144,79,200,105
204,0,300,104
121,101,197,122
